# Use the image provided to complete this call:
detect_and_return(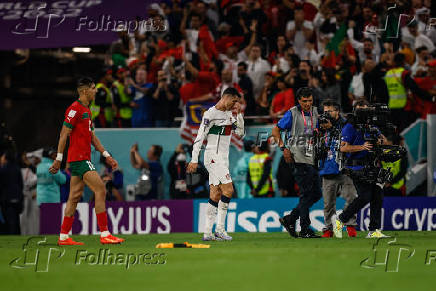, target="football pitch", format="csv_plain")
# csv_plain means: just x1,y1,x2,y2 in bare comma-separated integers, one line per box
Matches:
1,232,436,291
